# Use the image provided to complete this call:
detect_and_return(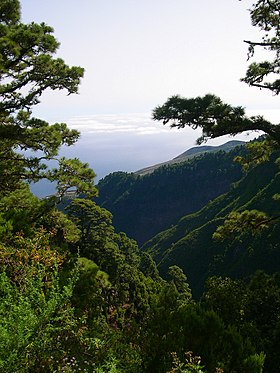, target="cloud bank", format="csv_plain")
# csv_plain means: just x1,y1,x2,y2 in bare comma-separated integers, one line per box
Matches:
61,113,261,182
31,111,271,197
